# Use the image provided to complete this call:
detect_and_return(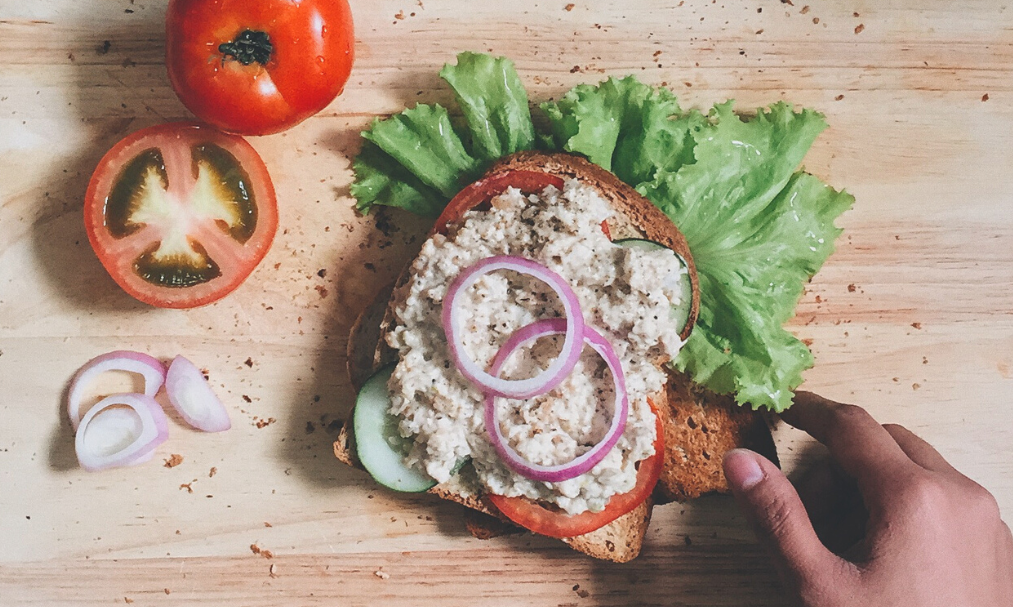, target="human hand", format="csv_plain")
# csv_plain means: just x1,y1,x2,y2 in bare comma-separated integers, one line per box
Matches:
722,392,1013,607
